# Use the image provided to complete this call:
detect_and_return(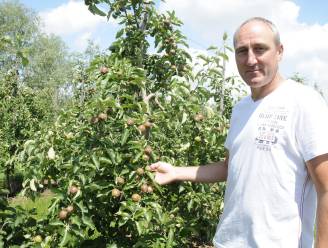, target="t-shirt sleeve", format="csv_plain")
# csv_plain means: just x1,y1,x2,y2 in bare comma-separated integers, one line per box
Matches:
296,89,328,162
224,133,231,151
